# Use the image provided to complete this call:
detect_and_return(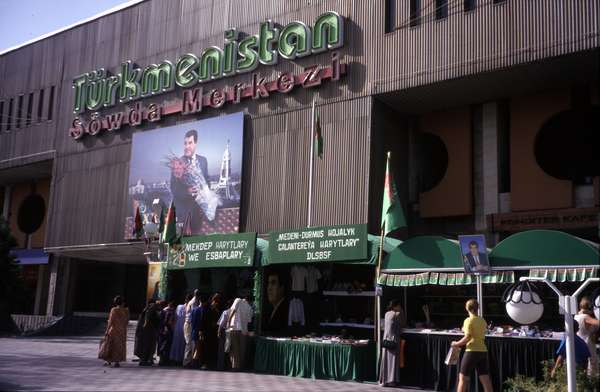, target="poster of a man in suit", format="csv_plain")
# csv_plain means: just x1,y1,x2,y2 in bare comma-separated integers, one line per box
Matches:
458,234,491,274
126,112,243,238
